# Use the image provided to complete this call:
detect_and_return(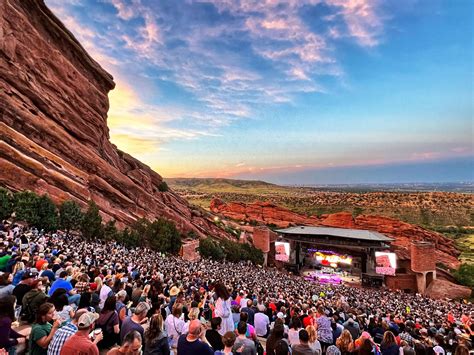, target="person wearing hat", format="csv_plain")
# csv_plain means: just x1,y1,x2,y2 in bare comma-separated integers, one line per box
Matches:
60,311,101,355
